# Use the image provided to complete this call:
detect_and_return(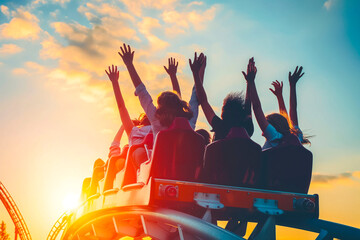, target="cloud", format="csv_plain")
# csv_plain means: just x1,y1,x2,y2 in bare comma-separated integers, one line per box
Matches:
0,44,23,56
188,1,204,7
324,0,335,10
312,171,360,185
1,5,10,18
11,61,48,76
36,0,218,109
162,5,217,36
12,68,29,75
0,9,41,40
32,0,70,6
119,0,178,17
80,2,135,21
